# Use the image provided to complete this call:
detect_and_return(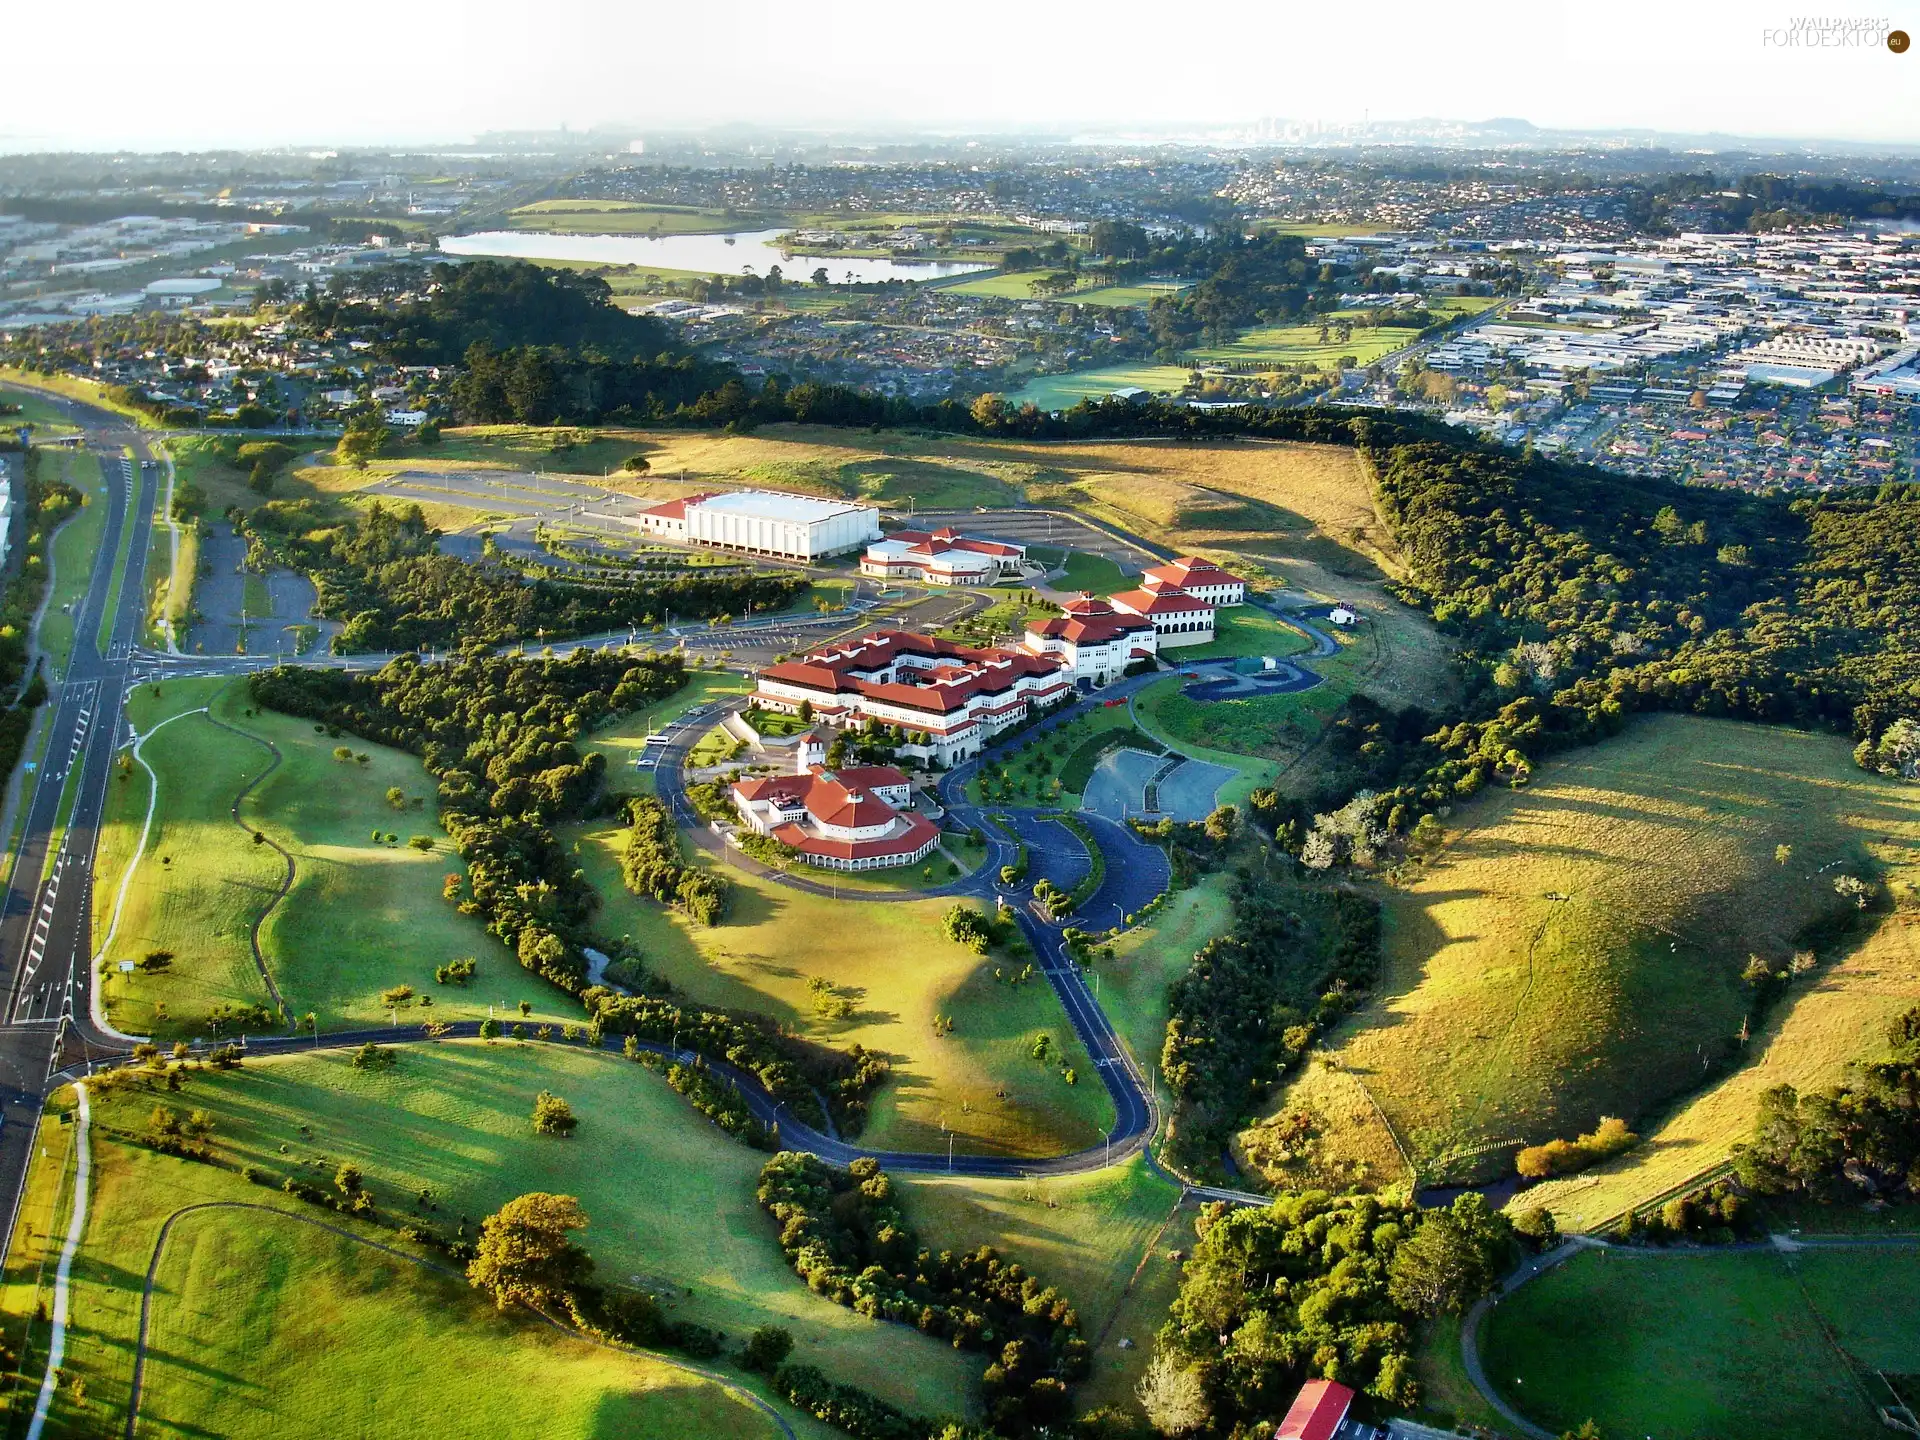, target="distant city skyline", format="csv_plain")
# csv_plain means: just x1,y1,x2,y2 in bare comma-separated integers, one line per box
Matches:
4,0,1918,153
